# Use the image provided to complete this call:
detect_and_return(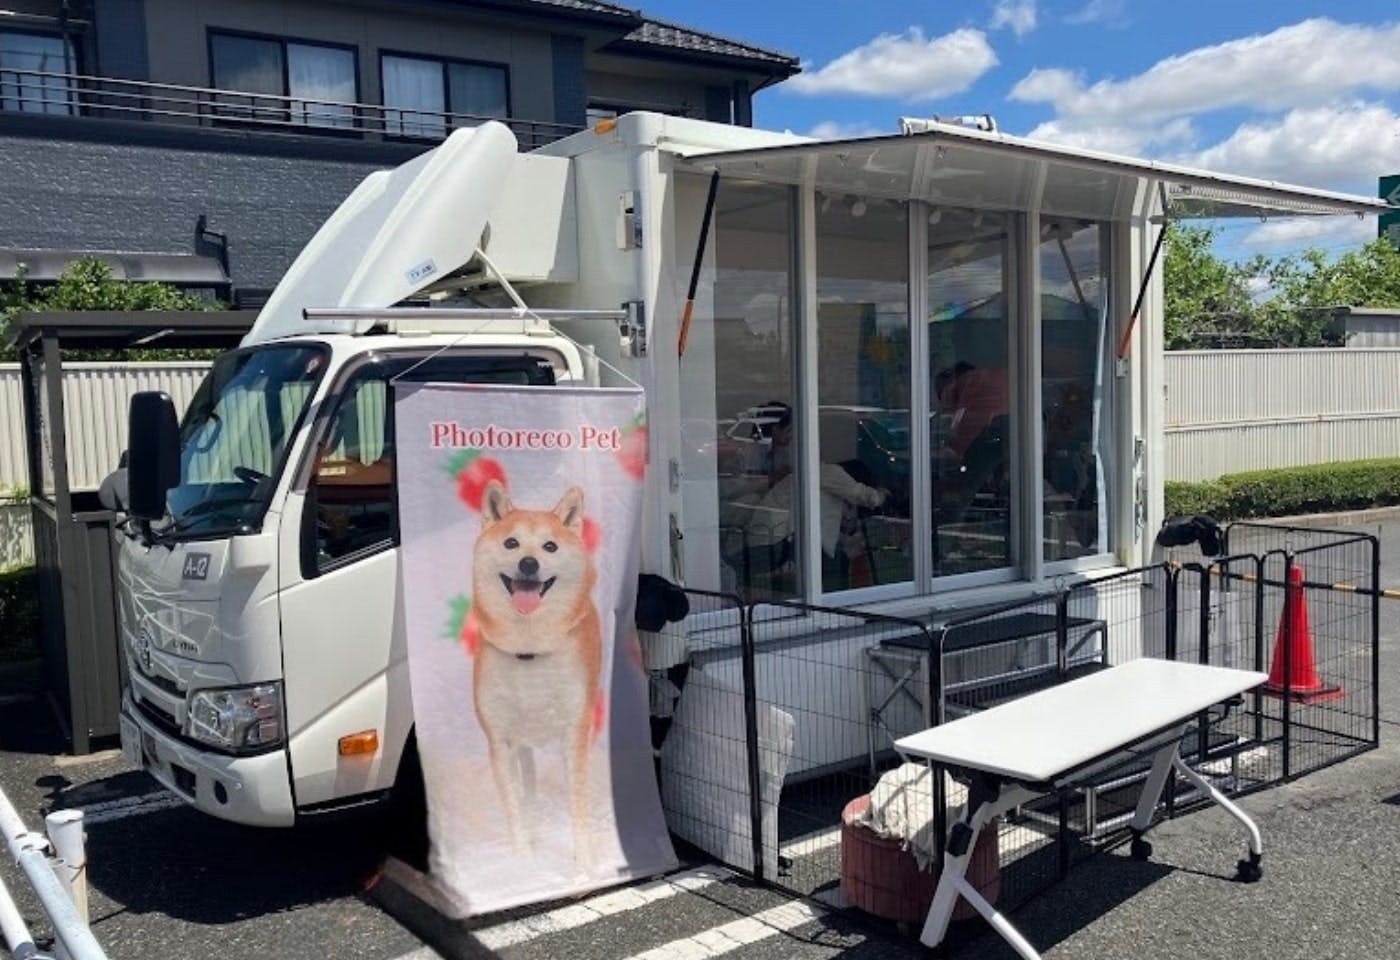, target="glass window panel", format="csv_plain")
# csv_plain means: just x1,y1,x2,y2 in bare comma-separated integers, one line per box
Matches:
210,33,284,124
680,180,801,600
210,34,283,94
1041,219,1111,561
0,31,76,114
382,54,445,138
928,208,1013,577
815,192,912,592
448,62,508,121
288,43,355,129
